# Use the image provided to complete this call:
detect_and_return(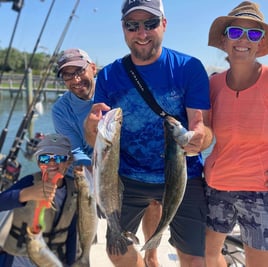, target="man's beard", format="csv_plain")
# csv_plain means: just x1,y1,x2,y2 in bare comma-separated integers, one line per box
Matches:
129,39,162,62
